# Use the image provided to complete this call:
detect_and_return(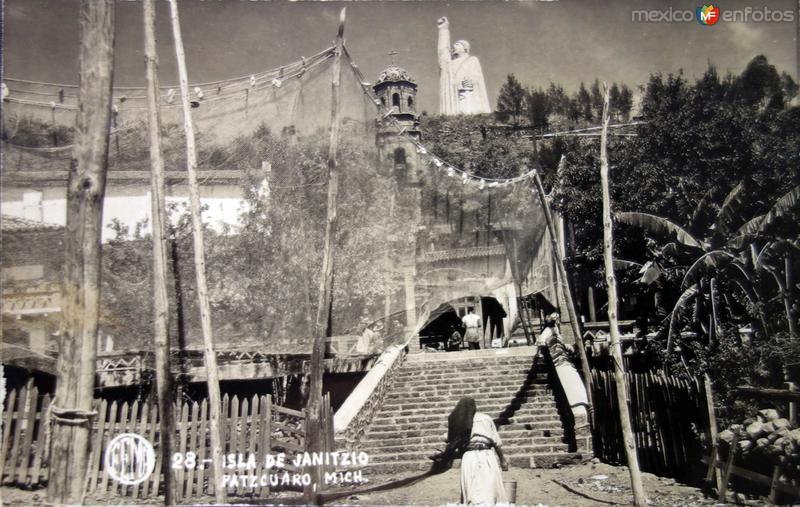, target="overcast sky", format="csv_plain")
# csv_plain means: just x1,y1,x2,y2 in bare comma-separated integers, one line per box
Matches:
3,0,798,113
